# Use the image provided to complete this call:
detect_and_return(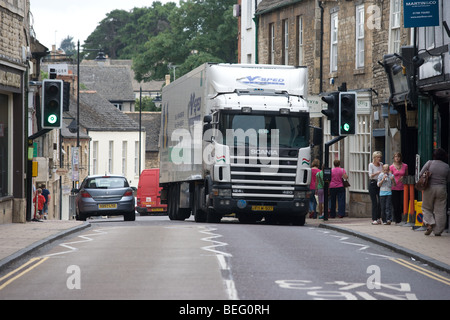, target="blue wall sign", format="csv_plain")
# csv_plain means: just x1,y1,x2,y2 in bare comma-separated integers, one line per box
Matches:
404,0,439,28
